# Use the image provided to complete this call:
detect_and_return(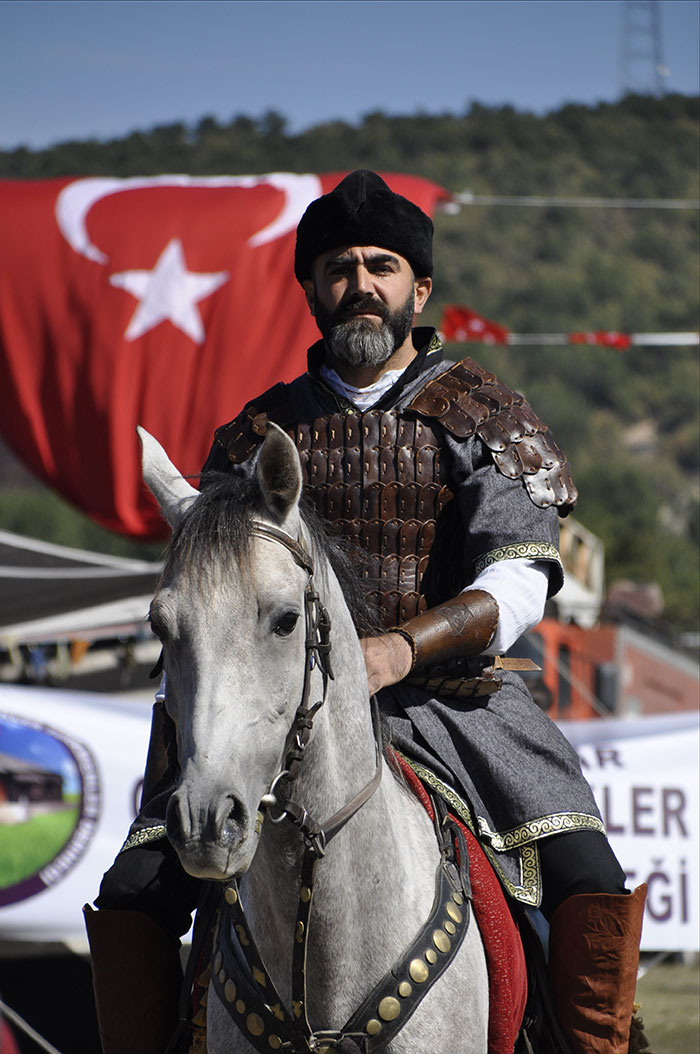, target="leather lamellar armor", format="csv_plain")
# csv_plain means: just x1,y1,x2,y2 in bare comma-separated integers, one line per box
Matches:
215,358,577,632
